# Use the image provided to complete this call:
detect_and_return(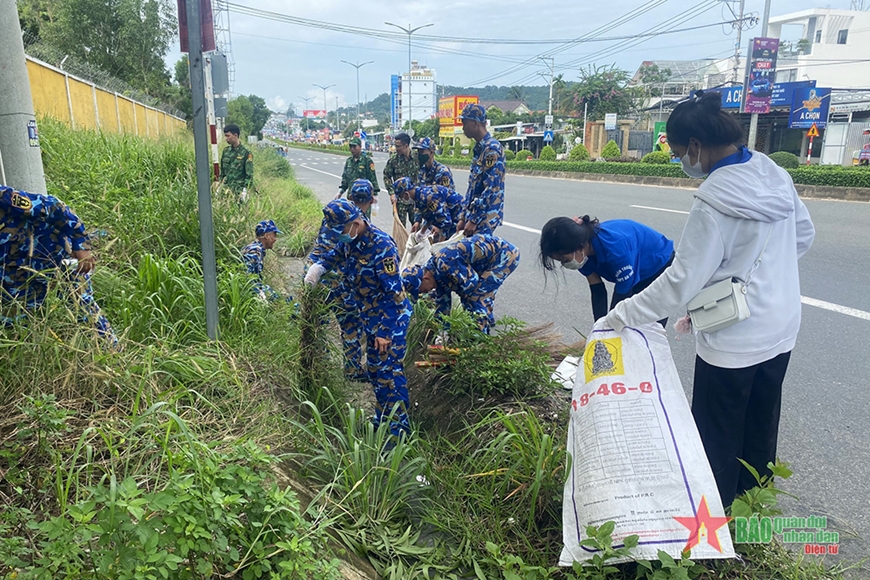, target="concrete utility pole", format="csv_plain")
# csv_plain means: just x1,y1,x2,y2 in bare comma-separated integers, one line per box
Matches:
541,57,555,115
731,0,747,84
747,0,772,151
0,3,47,193
385,22,434,135
185,0,220,340
341,60,374,132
